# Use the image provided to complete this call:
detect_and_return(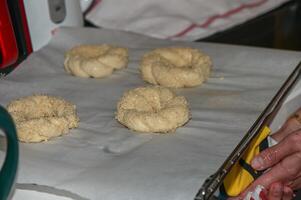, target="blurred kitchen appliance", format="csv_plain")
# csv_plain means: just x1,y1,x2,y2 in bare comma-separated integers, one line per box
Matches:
0,0,87,72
